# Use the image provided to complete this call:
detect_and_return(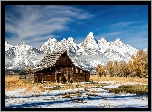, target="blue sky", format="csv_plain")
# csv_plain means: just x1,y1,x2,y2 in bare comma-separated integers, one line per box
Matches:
5,5,148,49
